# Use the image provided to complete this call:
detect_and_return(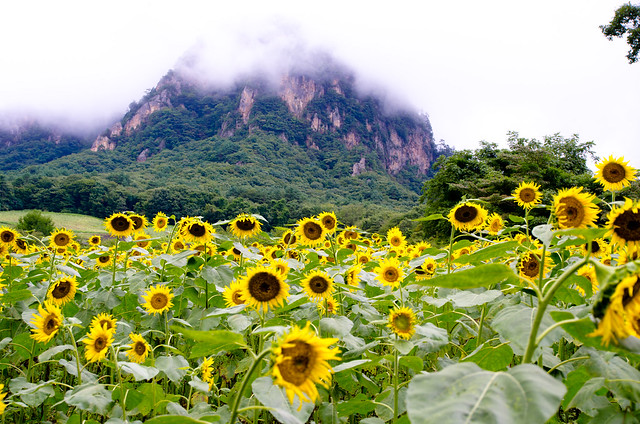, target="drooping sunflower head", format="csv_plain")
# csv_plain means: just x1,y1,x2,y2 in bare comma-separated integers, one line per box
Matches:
302,270,335,301
88,235,102,247
141,284,174,315
448,202,488,232
606,198,640,252
105,213,135,238
485,213,504,235
0,227,18,247
90,313,118,333
152,212,169,232
374,257,405,288
223,280,245,308
228,213,262,239
595,155,637,192
296,217,326,247
126,333,151,364
128,213,148,233
318,212,338,234
271,323,340,406
513,181,542,210
388,307,418,340
95,252,113,268
552,187,600,229
49,228,74,249
281,230,298,247
82,324,115,363
47,275,77,306
386,227,407,249
618,247,640,265
13,238,30,254
346,264,362,290
414,257,437,280
180,217,215,244
239,265,289,313
30,301,62,344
